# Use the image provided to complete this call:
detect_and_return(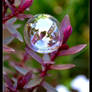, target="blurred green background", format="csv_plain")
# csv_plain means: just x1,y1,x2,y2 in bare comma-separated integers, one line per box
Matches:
4,0,89,91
